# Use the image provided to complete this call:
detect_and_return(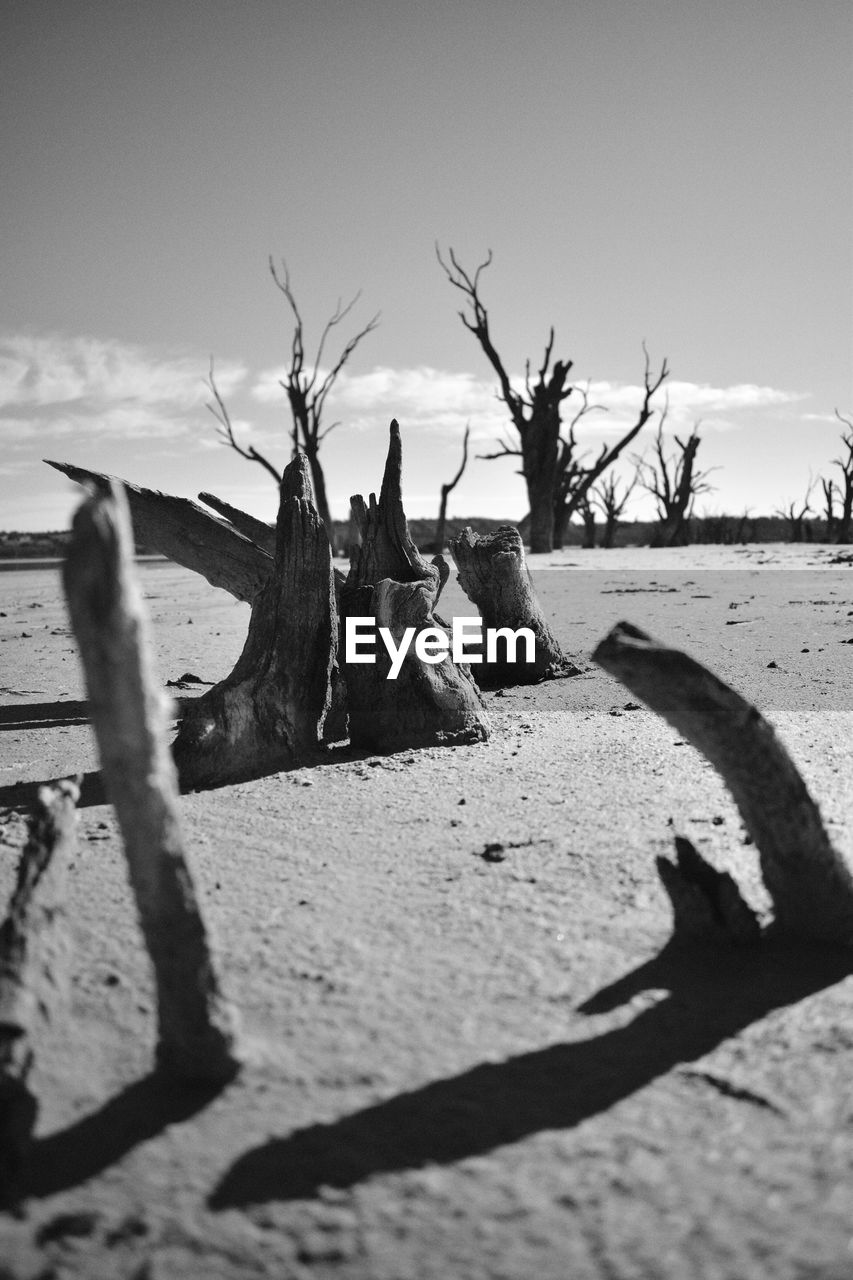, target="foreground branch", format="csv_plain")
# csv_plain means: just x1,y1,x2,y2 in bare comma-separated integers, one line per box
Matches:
0,779,78,1202
593,622,853,945
63,484,242,1082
